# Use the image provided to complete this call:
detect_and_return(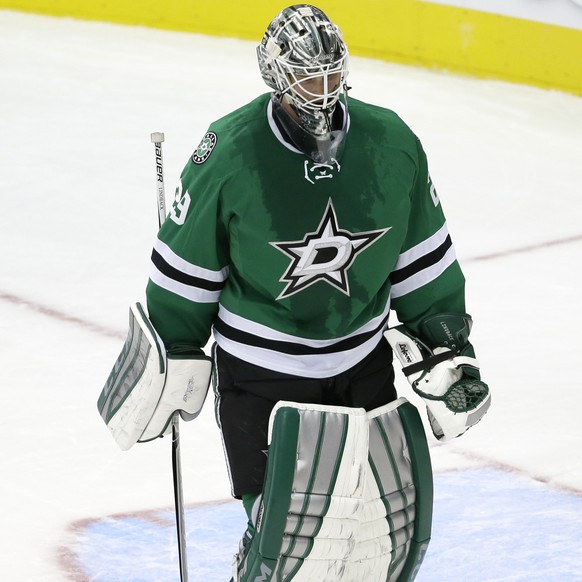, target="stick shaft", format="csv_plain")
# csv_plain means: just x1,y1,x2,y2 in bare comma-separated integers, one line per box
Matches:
172,417,188,582
150,132,188,582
